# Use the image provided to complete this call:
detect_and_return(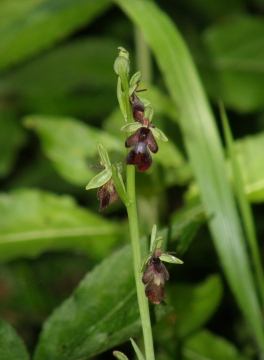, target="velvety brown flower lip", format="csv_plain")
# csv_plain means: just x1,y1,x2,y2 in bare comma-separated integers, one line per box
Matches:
97,178,120,212
125,120,158,172
142,248,170,304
